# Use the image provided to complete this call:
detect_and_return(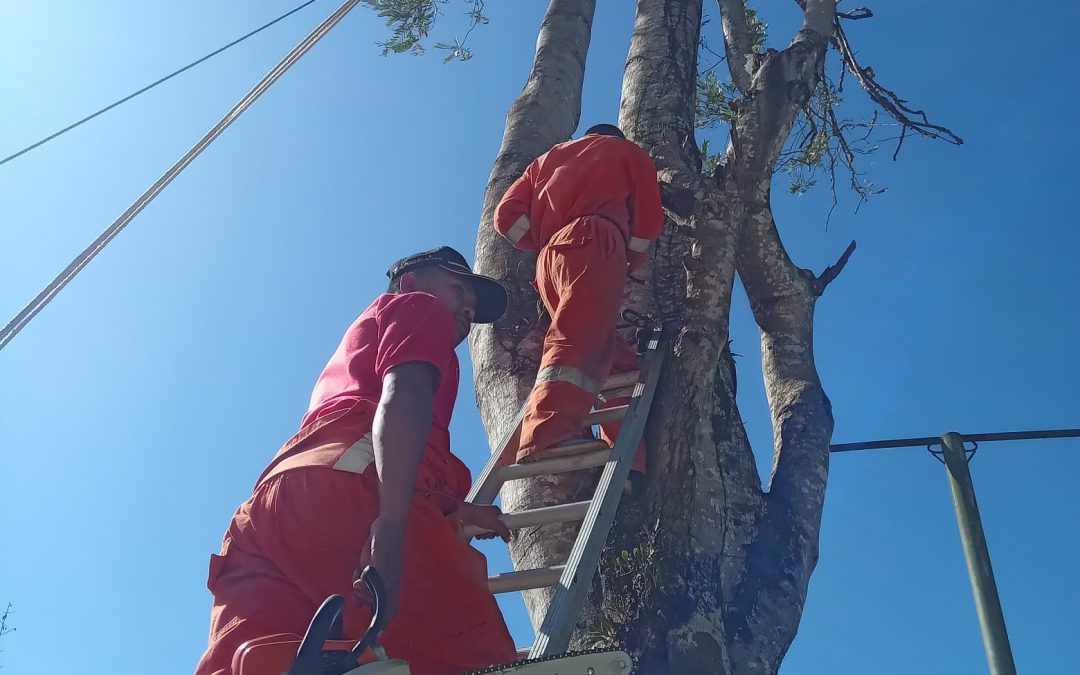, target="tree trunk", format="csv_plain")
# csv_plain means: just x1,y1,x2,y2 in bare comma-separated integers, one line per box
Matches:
470,0,598,627
472,1,840,672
